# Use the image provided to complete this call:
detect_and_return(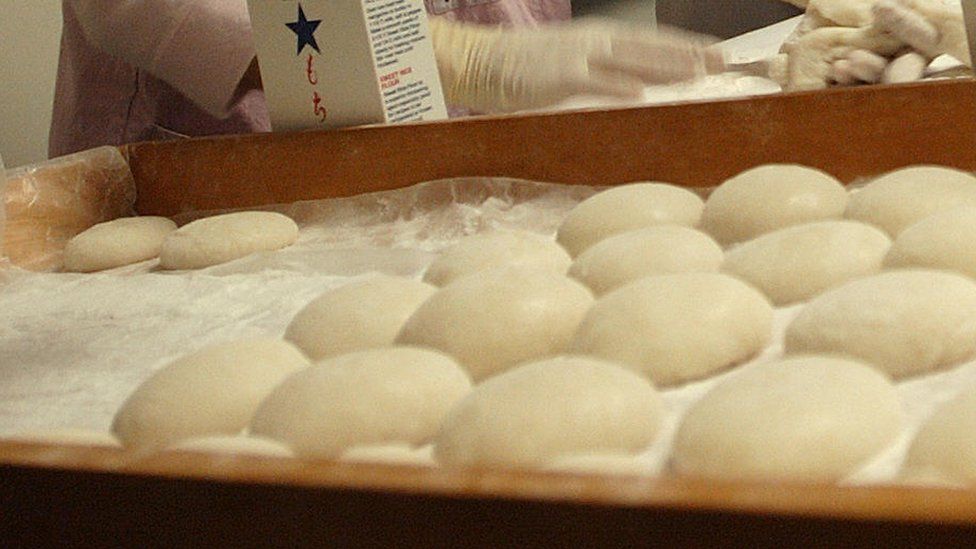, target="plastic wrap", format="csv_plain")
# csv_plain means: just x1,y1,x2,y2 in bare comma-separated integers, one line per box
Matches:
0,147,136,272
